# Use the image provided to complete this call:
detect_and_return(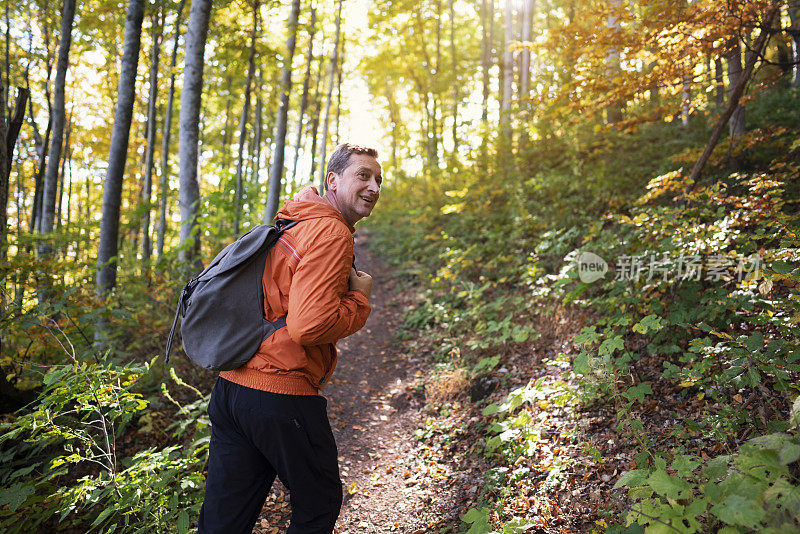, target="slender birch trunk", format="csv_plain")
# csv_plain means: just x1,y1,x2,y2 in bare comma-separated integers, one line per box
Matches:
28,74,52,233
0,73,8,394
500,0,513,136
157,0,187,259
0,79,7,255
385,90,398,172
264,0,301,223
788,1,800,87
317,0,342,192
432,1,441,165
96,0,145,300
219,76,233,190
1,89,30,257
142,9,164,266
234,0,259,236
480,0,491,165
4,88,28,182
56,116,71,229
178,0,212,269
334,35,344,145
605,0,623,124
308,49,324,181
291,6,316,185
714,56,724,107
726,39,744,147
38,0,76,247
252,78,263,187
449,0,458,156
520,0,533,98
681,73,691,126
65,143,72,232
